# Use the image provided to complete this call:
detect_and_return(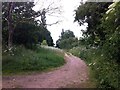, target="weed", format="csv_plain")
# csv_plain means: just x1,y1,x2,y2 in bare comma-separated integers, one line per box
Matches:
2,45,65,75
69,46,119,88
